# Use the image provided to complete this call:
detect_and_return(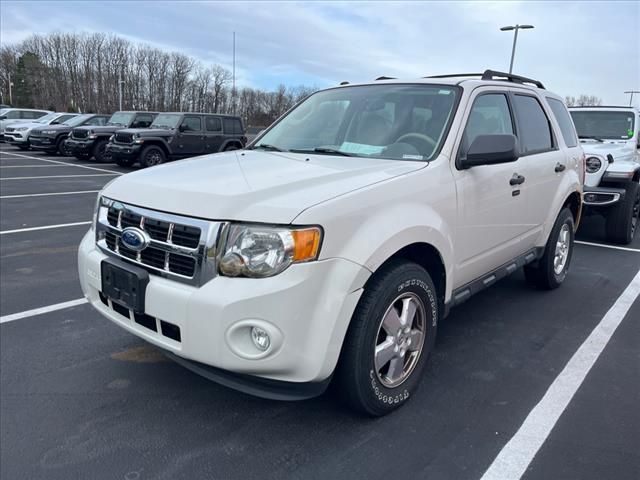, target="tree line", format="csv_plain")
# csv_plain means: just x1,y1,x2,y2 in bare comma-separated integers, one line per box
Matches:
564,95,603,107
0,32,317,127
